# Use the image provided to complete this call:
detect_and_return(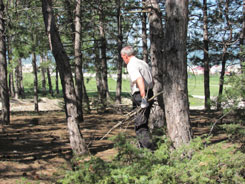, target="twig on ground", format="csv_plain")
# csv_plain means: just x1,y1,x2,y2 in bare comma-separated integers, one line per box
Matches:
100,90,164,140
208,109,233,137
100,107,142,140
